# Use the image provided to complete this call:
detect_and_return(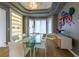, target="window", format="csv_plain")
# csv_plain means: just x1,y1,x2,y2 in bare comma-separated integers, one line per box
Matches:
29,19,34,33
29,17,52,43
29,18,46,34
11,11,22,42
29,18,46,43
35,19,41,33
40,19,46,33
